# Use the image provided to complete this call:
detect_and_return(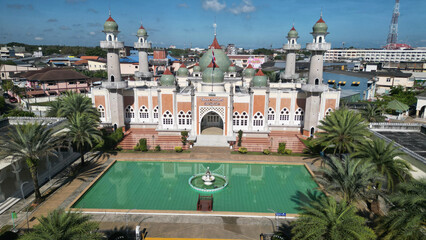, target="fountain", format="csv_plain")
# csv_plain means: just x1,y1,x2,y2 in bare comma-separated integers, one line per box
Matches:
188,167,228,193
